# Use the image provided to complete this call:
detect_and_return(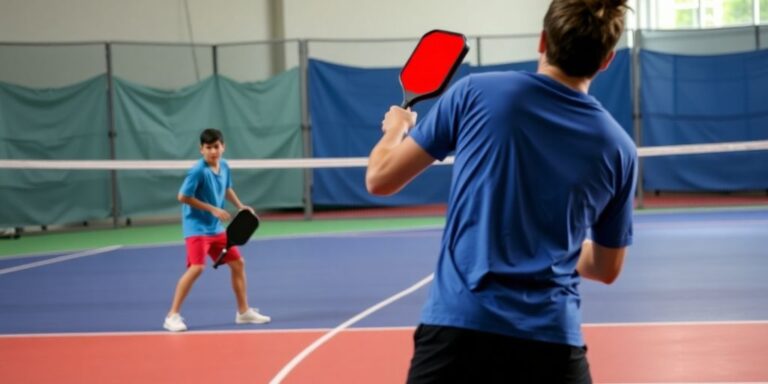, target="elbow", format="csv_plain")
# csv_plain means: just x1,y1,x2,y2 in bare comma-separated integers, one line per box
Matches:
597,268,622,285
365,168,397,196
590,243,627,285
366,174,395,196
177,194,187,204
599,273,620,285
366,181,384,195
